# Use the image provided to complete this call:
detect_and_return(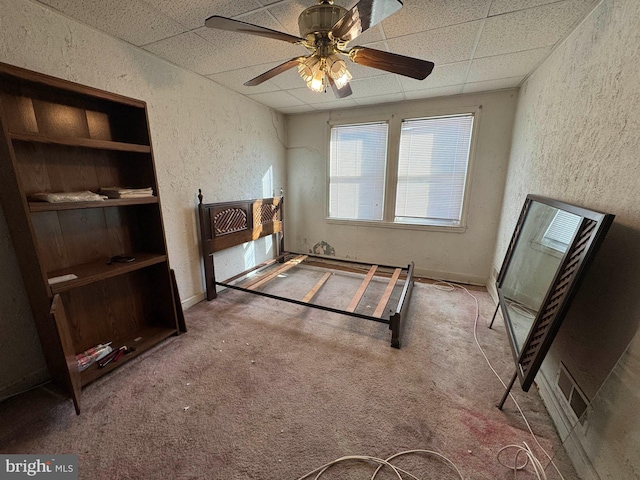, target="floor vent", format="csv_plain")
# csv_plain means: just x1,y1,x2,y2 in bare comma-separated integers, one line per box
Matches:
556,363,589,424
